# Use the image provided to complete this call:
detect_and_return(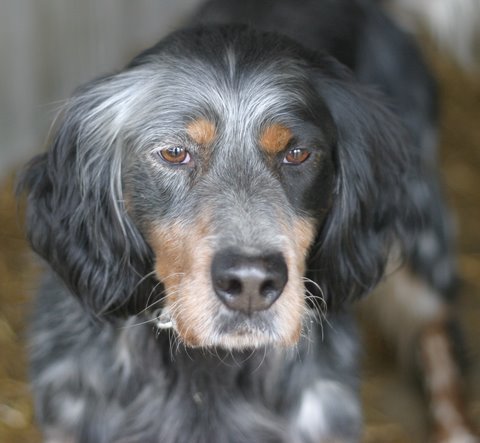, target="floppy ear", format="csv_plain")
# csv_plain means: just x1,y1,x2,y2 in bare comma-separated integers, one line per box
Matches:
18,73,156,316
310,73,422,307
